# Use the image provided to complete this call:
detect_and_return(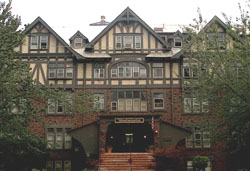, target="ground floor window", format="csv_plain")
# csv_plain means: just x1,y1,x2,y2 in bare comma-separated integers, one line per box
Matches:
46,127,72,149
185,126,211,148
187,160,212,171
46,160,71,171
